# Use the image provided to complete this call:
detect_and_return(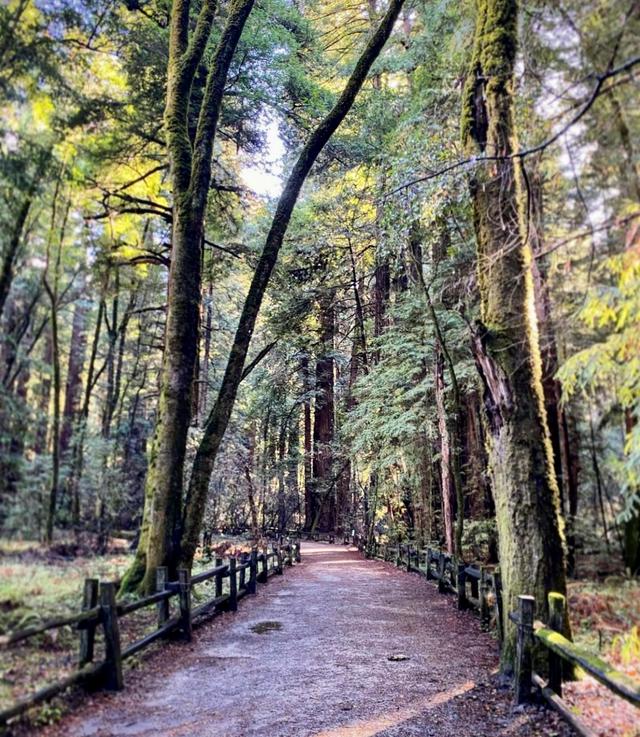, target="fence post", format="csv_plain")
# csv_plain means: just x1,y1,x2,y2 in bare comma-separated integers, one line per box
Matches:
515,595,535,704
239,553,247,590
493,569,504,643
249,549,258,595
276,545,284,574
177,568,192,641
294,541,301,563
260,547,268,582
548,592,565,695
456,562,467,610
406,546,412,572
437,553,446,594
228,558,238,611
480,567,490,628
425,548,432,579
156,567,169,627
79,578,98,666
215,557,223,598
99,582,123,691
